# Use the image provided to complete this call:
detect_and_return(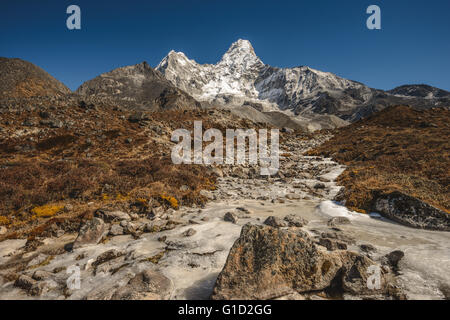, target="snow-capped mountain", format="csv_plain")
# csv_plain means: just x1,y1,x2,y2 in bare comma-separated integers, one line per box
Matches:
157,40,447,121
